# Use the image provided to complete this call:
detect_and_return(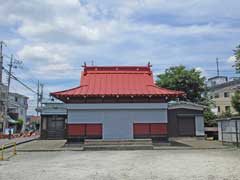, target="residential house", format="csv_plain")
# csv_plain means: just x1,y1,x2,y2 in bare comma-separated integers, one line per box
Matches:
8,92,28,131
207,76,240,115
0,83,7,132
